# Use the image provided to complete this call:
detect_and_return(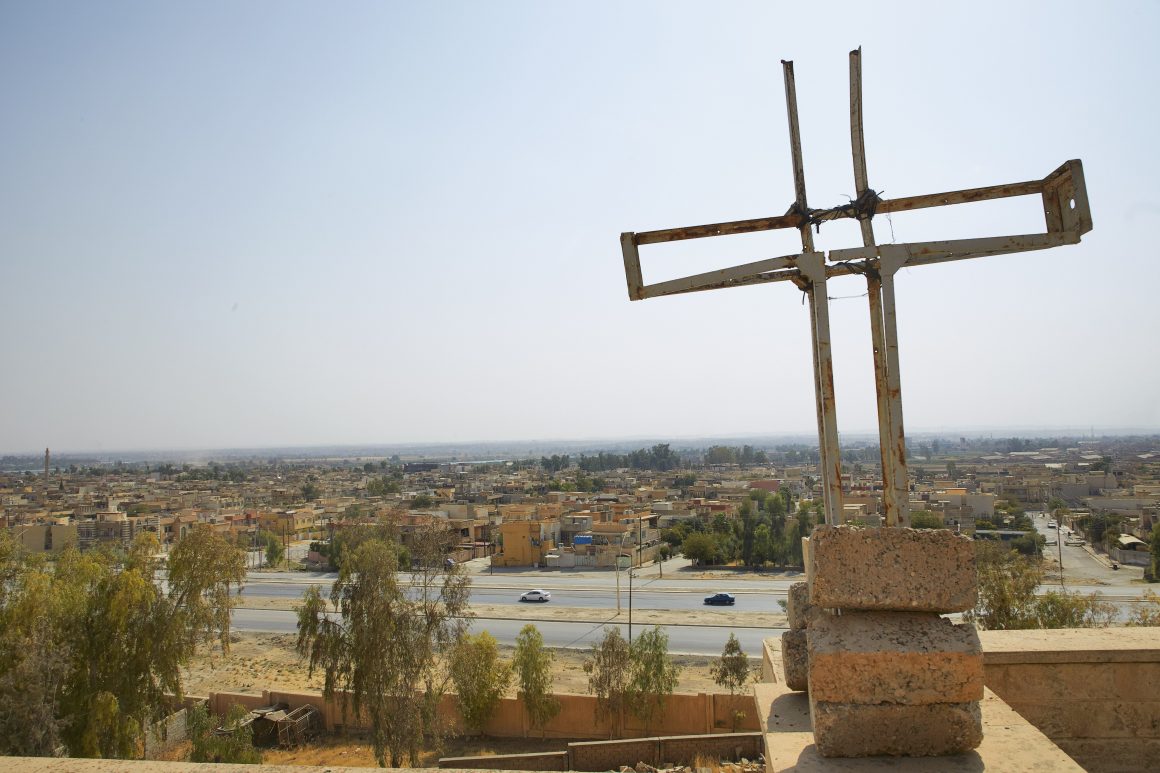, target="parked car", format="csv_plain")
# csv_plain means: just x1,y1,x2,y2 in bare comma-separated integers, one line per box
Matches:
704,592,736,606
519,589,551,603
